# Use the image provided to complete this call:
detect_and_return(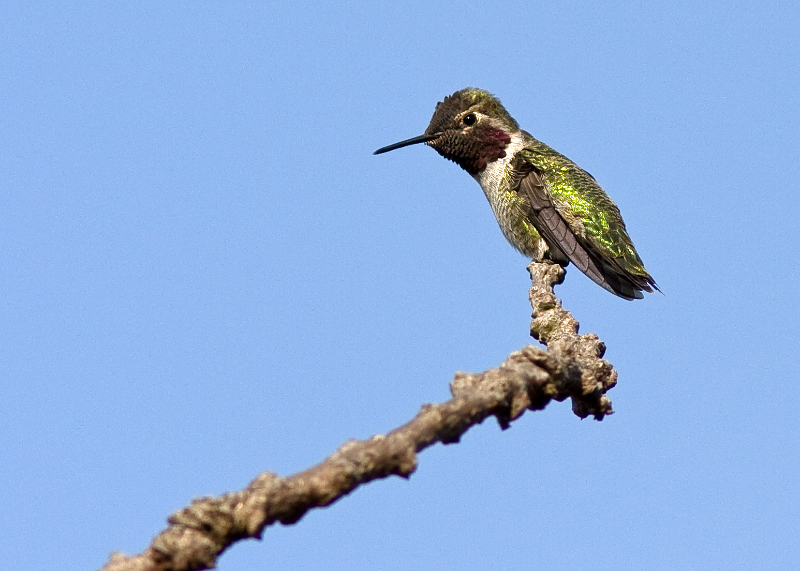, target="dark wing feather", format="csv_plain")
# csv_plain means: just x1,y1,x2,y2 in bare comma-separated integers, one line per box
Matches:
509,158,648,300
